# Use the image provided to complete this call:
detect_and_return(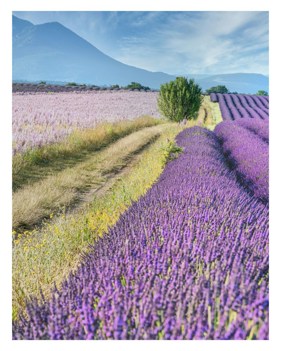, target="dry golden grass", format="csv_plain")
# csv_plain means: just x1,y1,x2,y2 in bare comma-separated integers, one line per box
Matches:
13,126,161,231
12,123,184,320
12,99,222,320
174,96,222,131
201,95,223,130
13,115,162,190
